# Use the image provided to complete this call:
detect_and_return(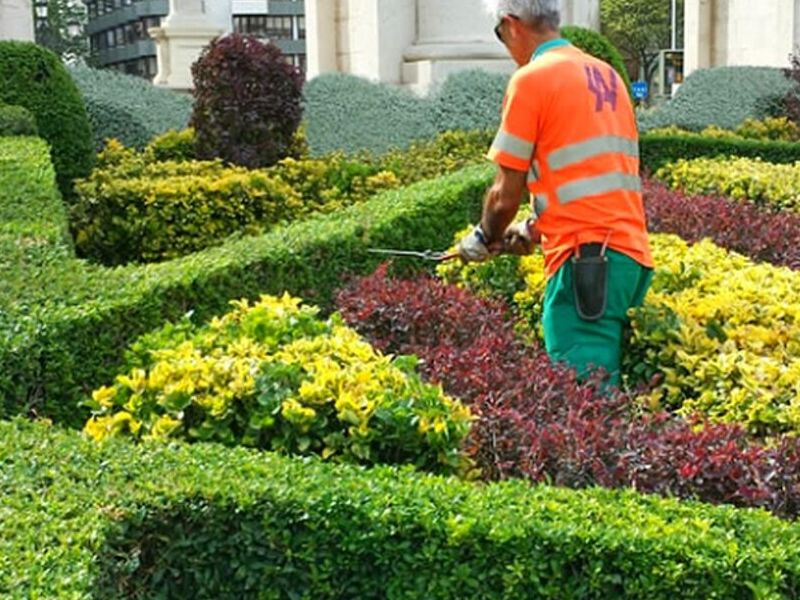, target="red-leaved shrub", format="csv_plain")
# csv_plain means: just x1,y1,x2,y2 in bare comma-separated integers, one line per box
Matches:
644,178,800,270
337,266,800,519
190,34,303,168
